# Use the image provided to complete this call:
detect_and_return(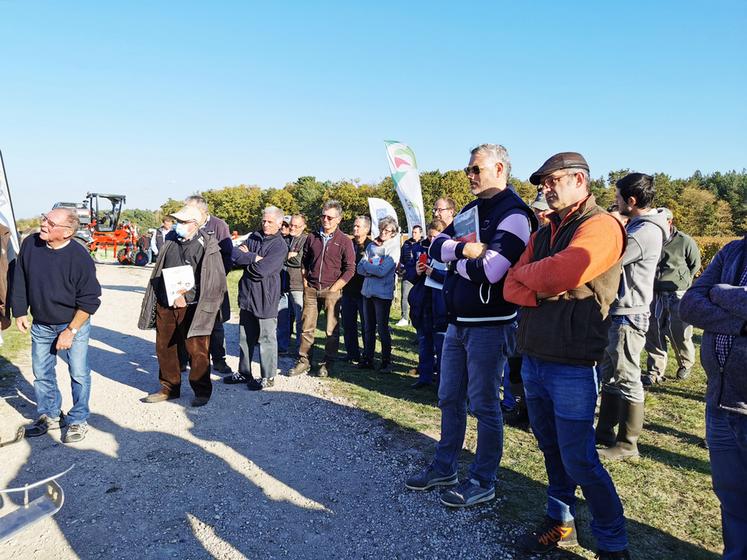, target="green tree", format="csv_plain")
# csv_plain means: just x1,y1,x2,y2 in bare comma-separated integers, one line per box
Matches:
160,198,183,216
120,209,160,230
202,185,264,233
676,186,734,236
262,188,299,217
